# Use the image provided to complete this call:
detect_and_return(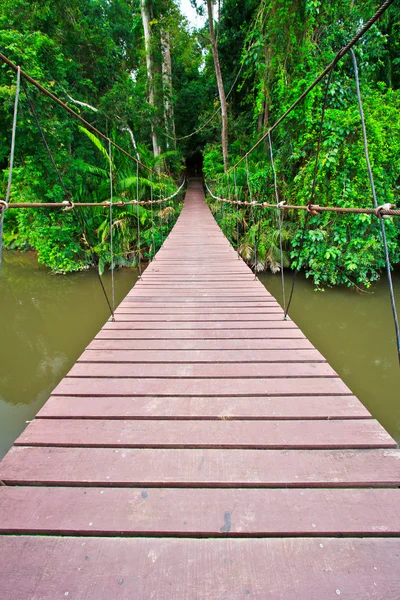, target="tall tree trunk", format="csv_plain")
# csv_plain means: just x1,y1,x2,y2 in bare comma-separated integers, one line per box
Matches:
262,43,271,150
140,0,160,158
206,0,228,172
160,26,176,150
